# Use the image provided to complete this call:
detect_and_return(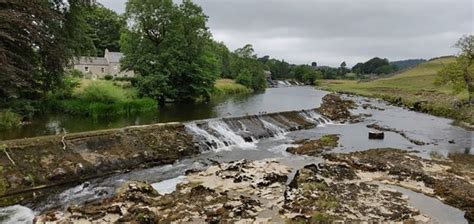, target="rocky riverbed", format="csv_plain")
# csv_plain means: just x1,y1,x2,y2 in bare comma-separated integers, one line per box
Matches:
35,147,474,223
